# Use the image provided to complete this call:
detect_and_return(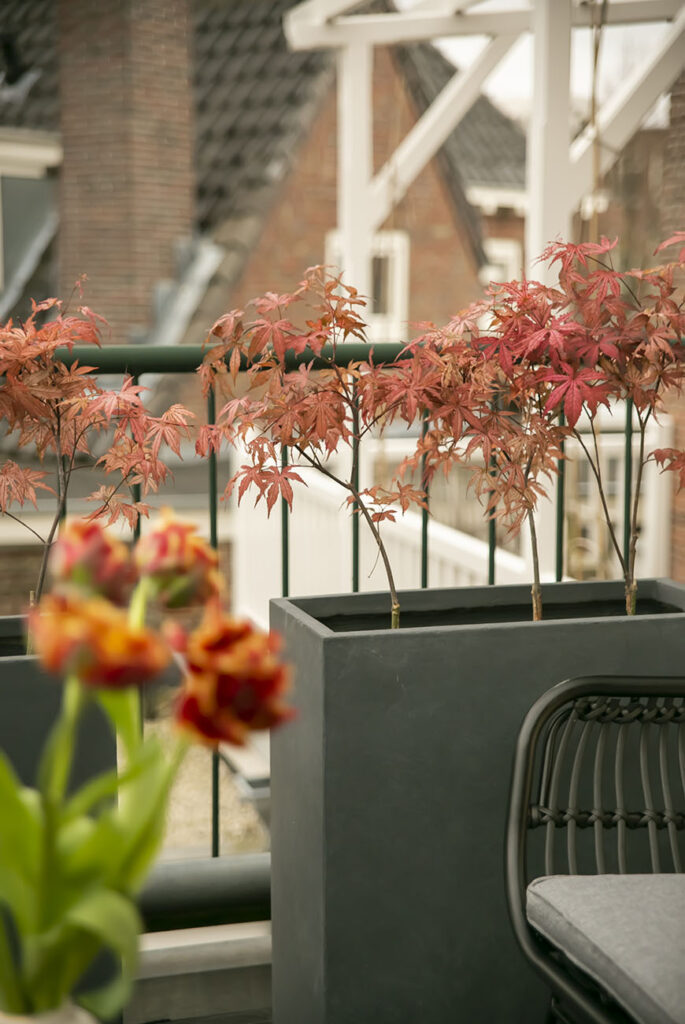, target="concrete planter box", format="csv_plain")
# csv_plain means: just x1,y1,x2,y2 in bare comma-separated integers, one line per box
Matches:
0,613,28,657
0,654,117,788
270,578,685,1024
